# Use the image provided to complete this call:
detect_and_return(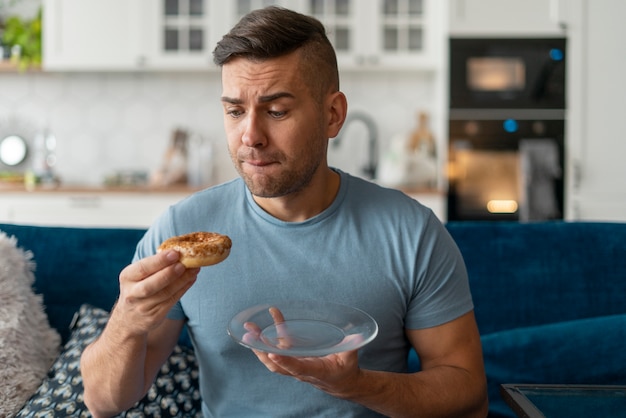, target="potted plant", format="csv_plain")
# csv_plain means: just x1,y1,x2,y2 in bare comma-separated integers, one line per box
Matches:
1,6,41,70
